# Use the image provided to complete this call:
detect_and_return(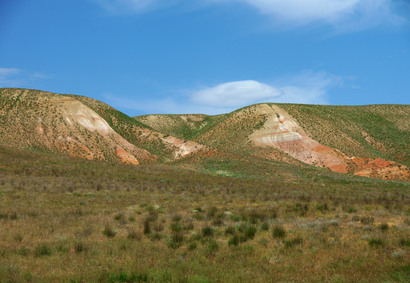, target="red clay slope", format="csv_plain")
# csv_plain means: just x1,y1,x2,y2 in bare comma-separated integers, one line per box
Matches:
250,104,408,180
